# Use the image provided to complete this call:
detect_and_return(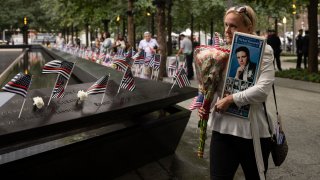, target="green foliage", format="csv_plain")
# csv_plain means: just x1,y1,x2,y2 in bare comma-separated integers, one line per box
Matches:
276,68,320,83
0,0,312,39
